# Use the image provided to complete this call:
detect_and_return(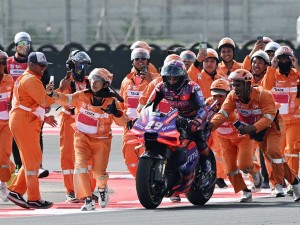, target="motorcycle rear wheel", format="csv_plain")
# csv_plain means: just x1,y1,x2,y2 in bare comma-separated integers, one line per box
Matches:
186,150,217,205
136,158,164,209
